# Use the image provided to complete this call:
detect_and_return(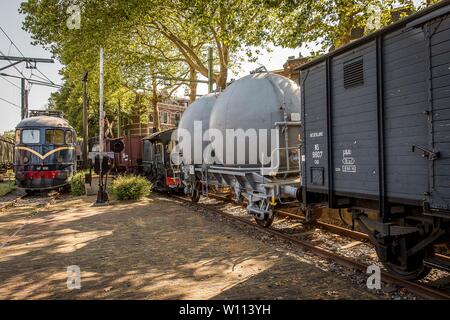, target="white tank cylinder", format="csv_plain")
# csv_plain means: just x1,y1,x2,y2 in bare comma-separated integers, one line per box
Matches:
208,72,301,167
177,93,218,165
